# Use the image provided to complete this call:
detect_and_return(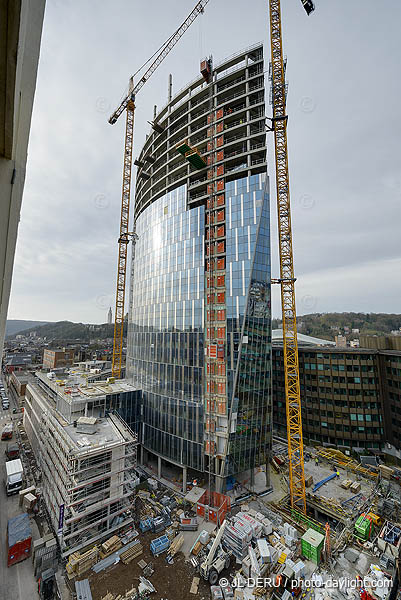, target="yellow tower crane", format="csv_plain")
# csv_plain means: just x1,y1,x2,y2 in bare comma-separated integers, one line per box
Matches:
268,0,315,512
109,0,210,378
